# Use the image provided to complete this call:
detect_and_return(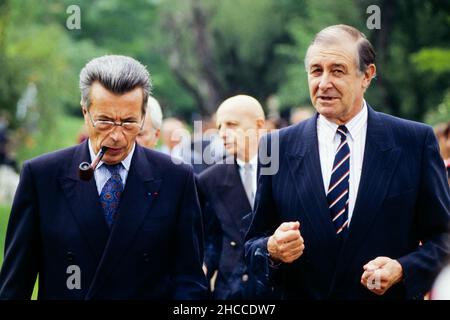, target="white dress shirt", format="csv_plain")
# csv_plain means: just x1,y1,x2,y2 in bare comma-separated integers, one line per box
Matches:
88,140,134,195
317,100,368,224
236,155,258,207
